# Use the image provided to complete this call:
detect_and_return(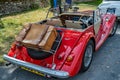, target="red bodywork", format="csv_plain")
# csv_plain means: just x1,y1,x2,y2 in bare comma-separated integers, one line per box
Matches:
5,13,116,77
